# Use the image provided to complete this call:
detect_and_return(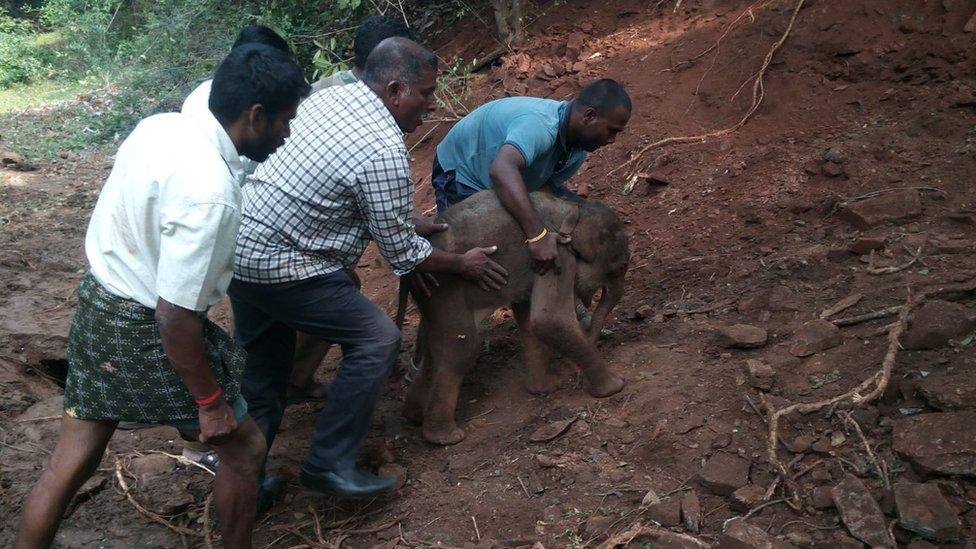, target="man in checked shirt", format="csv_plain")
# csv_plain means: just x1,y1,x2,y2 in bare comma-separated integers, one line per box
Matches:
228,37,508,499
